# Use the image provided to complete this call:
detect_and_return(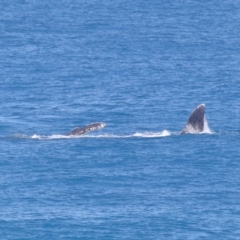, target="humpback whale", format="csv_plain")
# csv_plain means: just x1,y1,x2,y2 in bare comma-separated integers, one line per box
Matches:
180,104,206,134
65,122,106,136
